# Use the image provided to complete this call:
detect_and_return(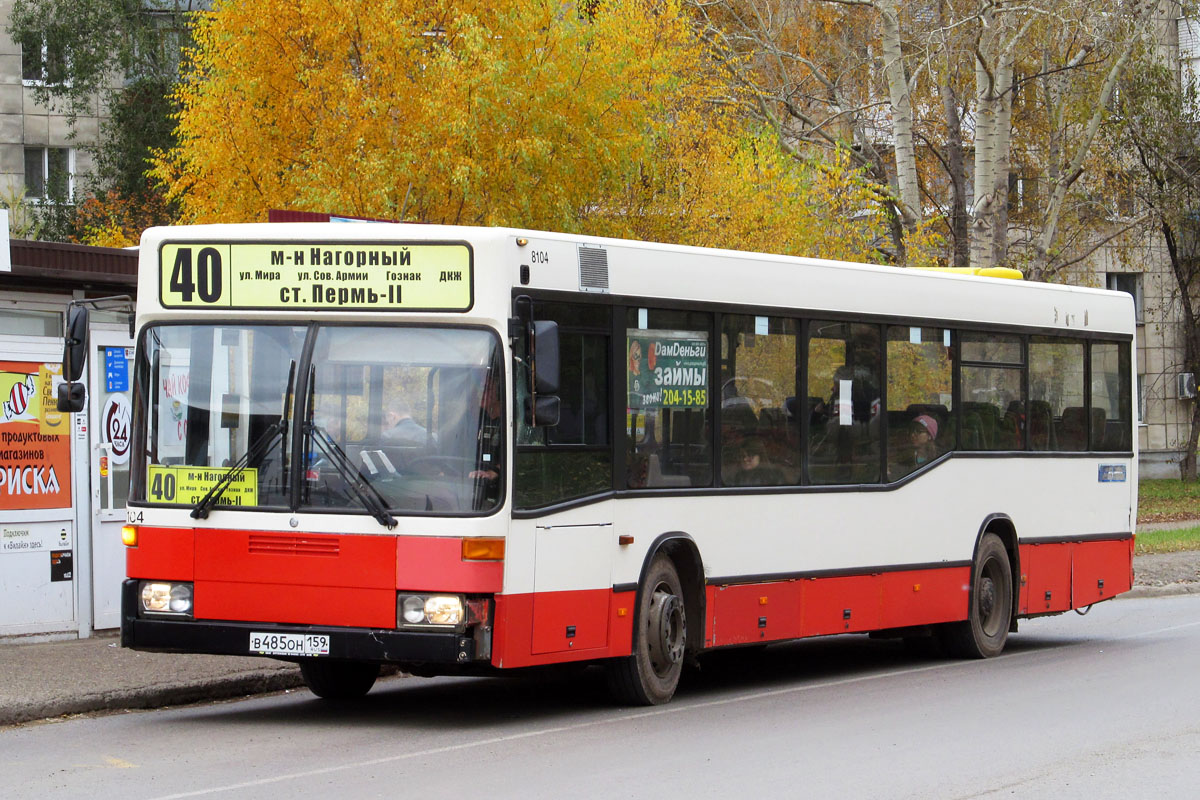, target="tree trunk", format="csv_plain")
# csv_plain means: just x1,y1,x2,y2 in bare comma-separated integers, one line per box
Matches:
990,56,1016,267
970,44,998,270
878,0,922,238
941,81,970,268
